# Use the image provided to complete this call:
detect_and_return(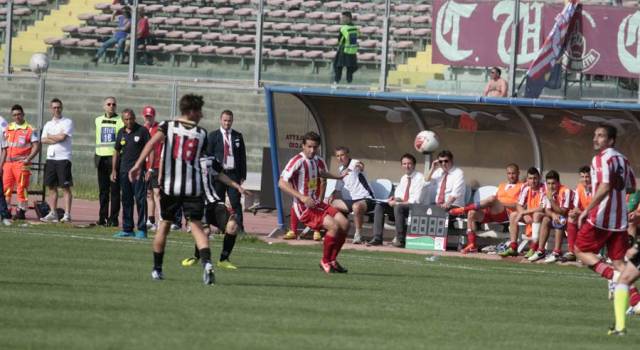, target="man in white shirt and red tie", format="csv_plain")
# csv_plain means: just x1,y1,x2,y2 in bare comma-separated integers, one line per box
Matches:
367,153,424,248
207,110,247,231
425,150,466,210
